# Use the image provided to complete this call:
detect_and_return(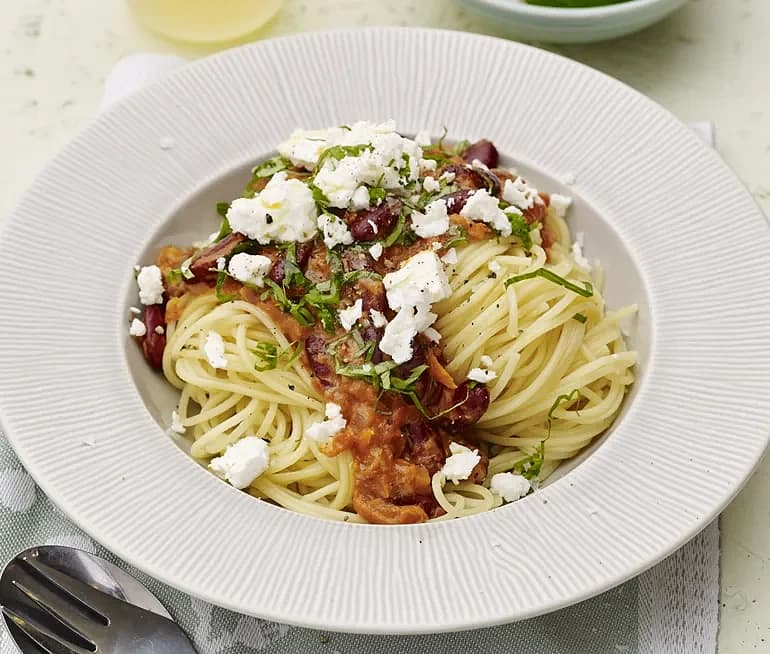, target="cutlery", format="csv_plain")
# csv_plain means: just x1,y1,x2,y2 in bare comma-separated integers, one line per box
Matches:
0,545,196,653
